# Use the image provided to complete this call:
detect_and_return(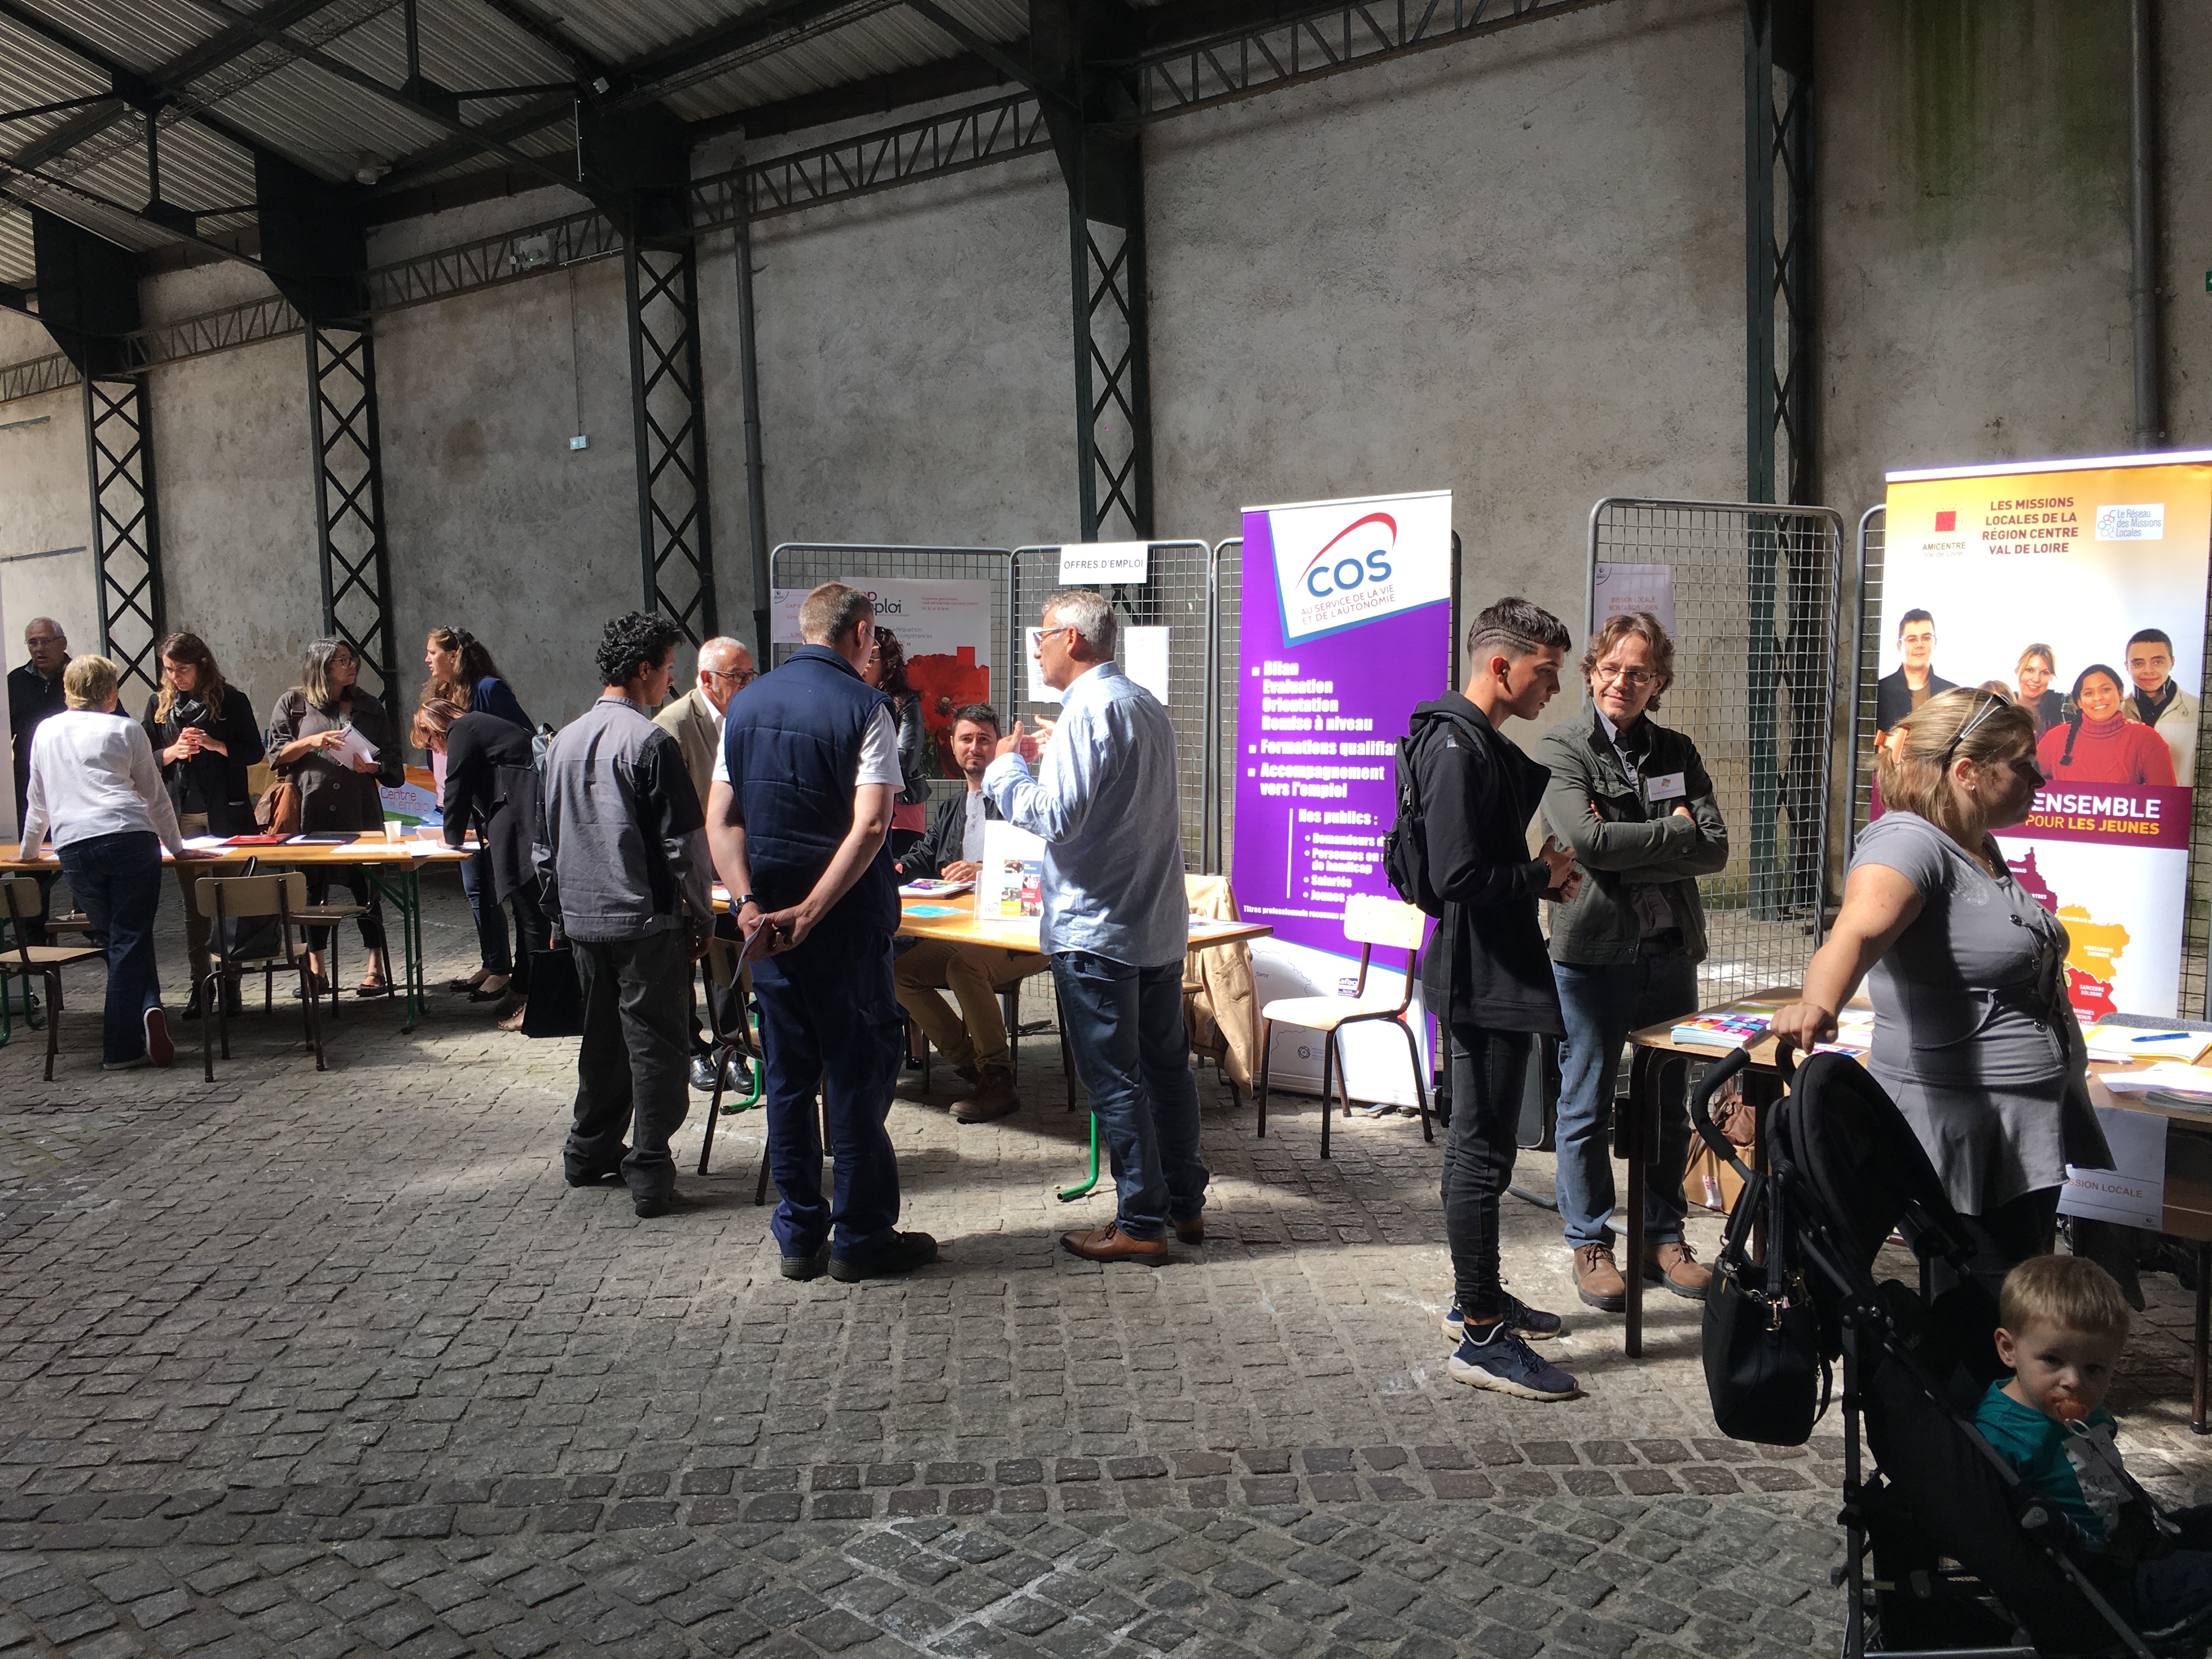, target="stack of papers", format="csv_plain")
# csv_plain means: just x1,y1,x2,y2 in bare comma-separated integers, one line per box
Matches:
2084,1024,2212,1064
2102,1061,2212,1097
900,879,973,898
